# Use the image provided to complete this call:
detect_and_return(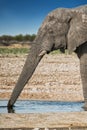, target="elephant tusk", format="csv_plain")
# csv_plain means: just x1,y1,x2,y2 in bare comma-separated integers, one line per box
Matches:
38,50,47,57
